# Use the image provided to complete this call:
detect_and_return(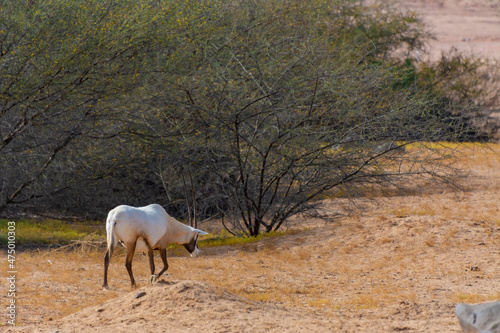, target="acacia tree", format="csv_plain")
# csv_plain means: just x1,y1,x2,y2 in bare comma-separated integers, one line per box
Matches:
0,0,202,213
148,0,484,235
0,0,487,226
